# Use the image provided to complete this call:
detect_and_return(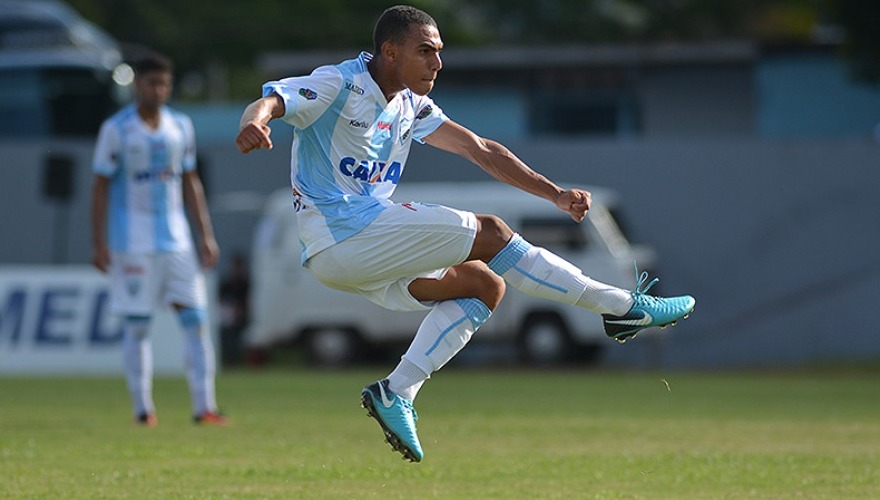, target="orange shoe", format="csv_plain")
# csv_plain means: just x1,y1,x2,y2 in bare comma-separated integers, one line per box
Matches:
136,413,158,427
194,411,227,426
